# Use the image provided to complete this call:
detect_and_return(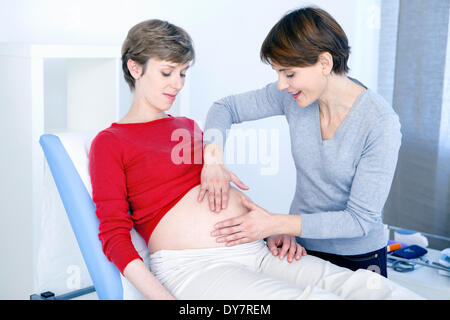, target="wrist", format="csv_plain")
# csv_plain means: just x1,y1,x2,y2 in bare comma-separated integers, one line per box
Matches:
203,143,223,165
272,213,302,237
